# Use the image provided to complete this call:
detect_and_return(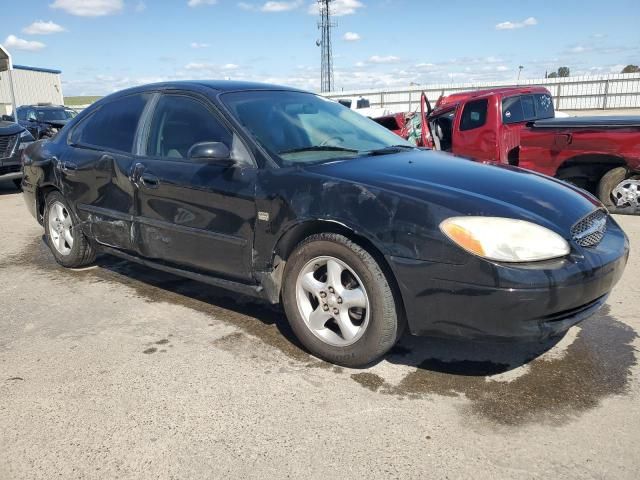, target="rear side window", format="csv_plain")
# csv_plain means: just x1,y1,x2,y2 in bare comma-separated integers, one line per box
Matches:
71,93,150,153
534,93,554,119
502,96,524,124
146,94,232,160
460,99,488,131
